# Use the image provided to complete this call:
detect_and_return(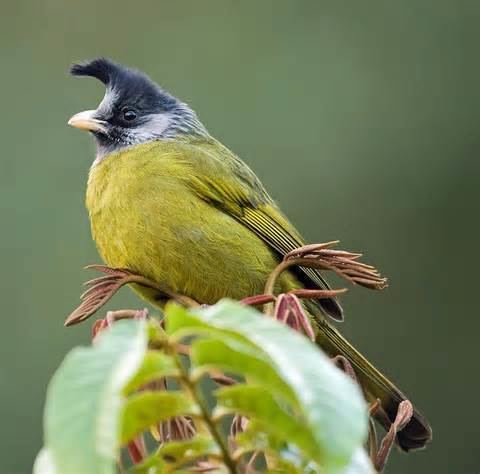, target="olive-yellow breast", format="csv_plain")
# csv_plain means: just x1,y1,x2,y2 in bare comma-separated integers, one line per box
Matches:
86,139,297,305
